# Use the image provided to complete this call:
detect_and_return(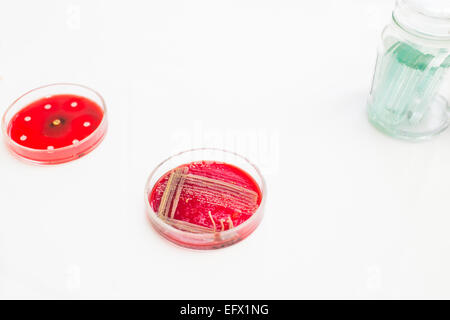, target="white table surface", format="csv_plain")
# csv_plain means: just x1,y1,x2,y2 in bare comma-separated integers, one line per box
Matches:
1,0,449,299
